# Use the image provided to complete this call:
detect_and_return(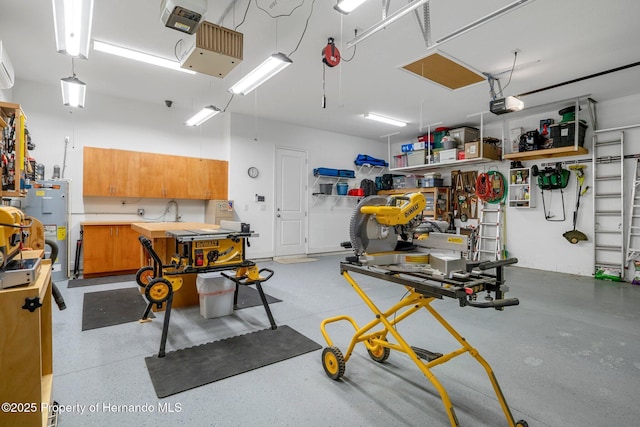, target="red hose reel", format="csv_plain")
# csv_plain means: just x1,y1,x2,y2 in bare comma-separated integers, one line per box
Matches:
322,37,340,67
